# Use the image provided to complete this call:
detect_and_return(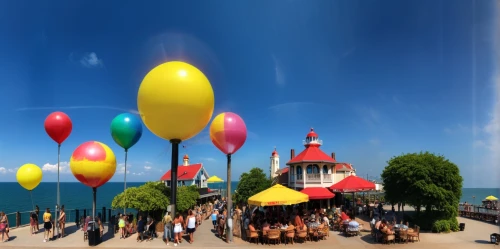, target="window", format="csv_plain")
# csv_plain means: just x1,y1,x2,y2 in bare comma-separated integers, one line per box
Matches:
322,165,328,174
